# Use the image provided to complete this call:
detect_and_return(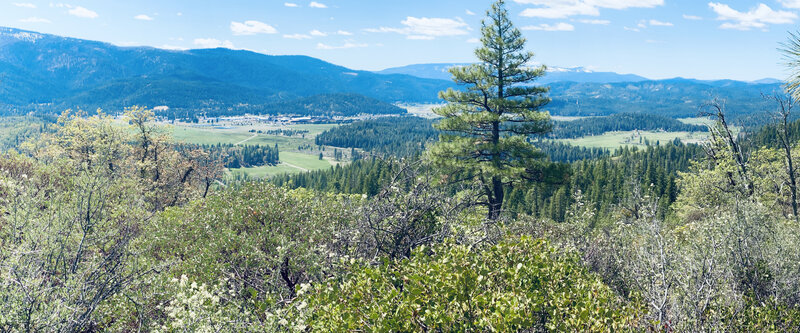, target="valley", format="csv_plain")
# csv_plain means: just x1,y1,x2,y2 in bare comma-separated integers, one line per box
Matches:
167,119,344,178
4,1,800,330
